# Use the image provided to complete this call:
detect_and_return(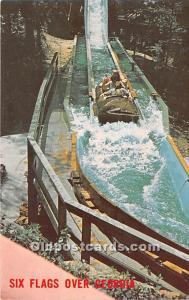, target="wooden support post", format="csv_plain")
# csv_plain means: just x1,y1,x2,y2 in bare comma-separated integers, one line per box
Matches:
58,196,73,260
71,133,79,171
27,138,38,224
81,217,91,264
58,195,67,235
